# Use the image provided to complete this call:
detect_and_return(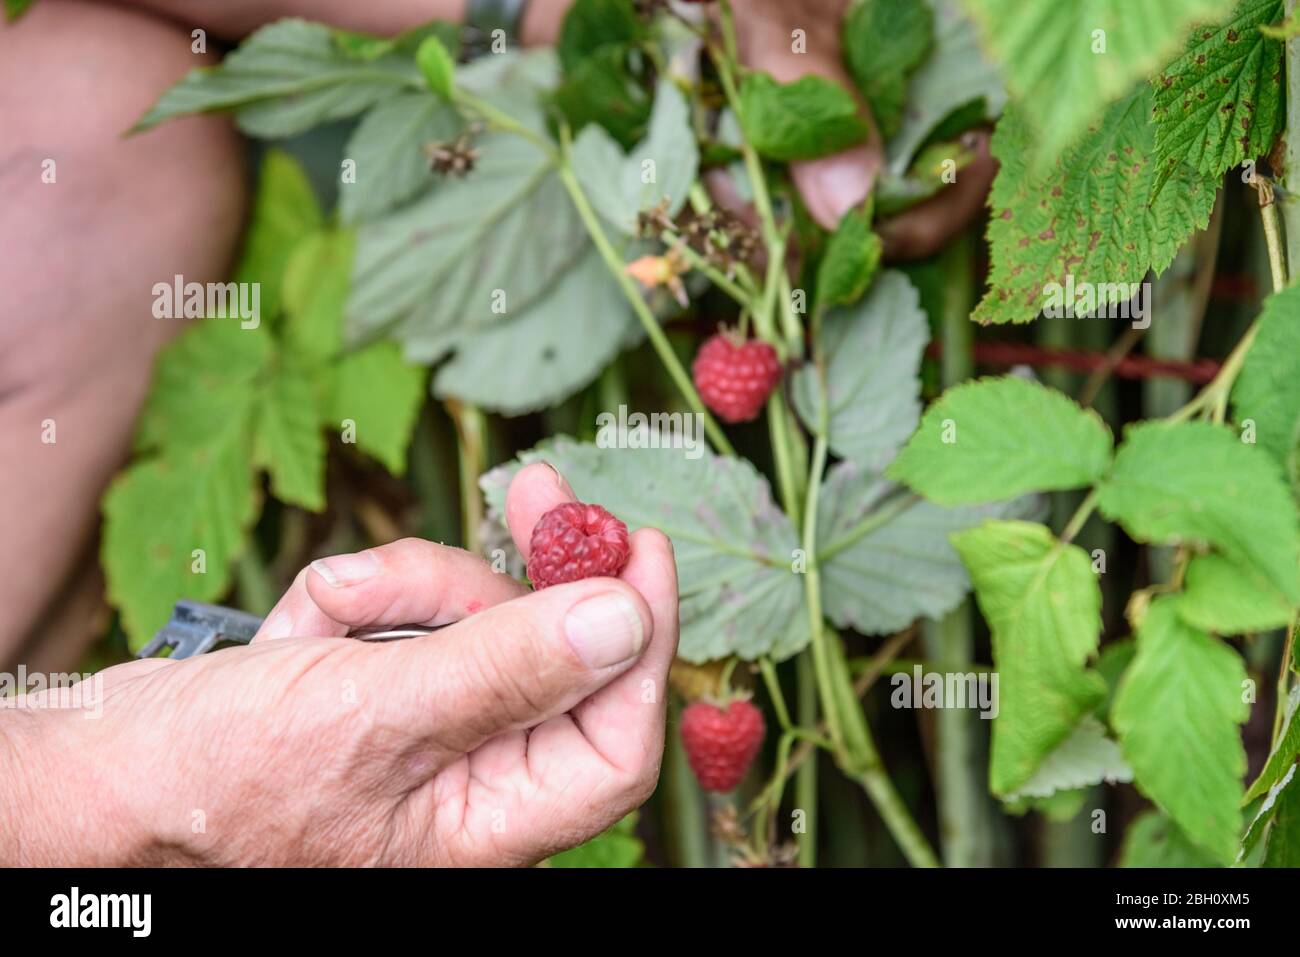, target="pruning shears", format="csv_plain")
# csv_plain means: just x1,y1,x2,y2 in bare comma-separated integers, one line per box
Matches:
136,599,438,660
